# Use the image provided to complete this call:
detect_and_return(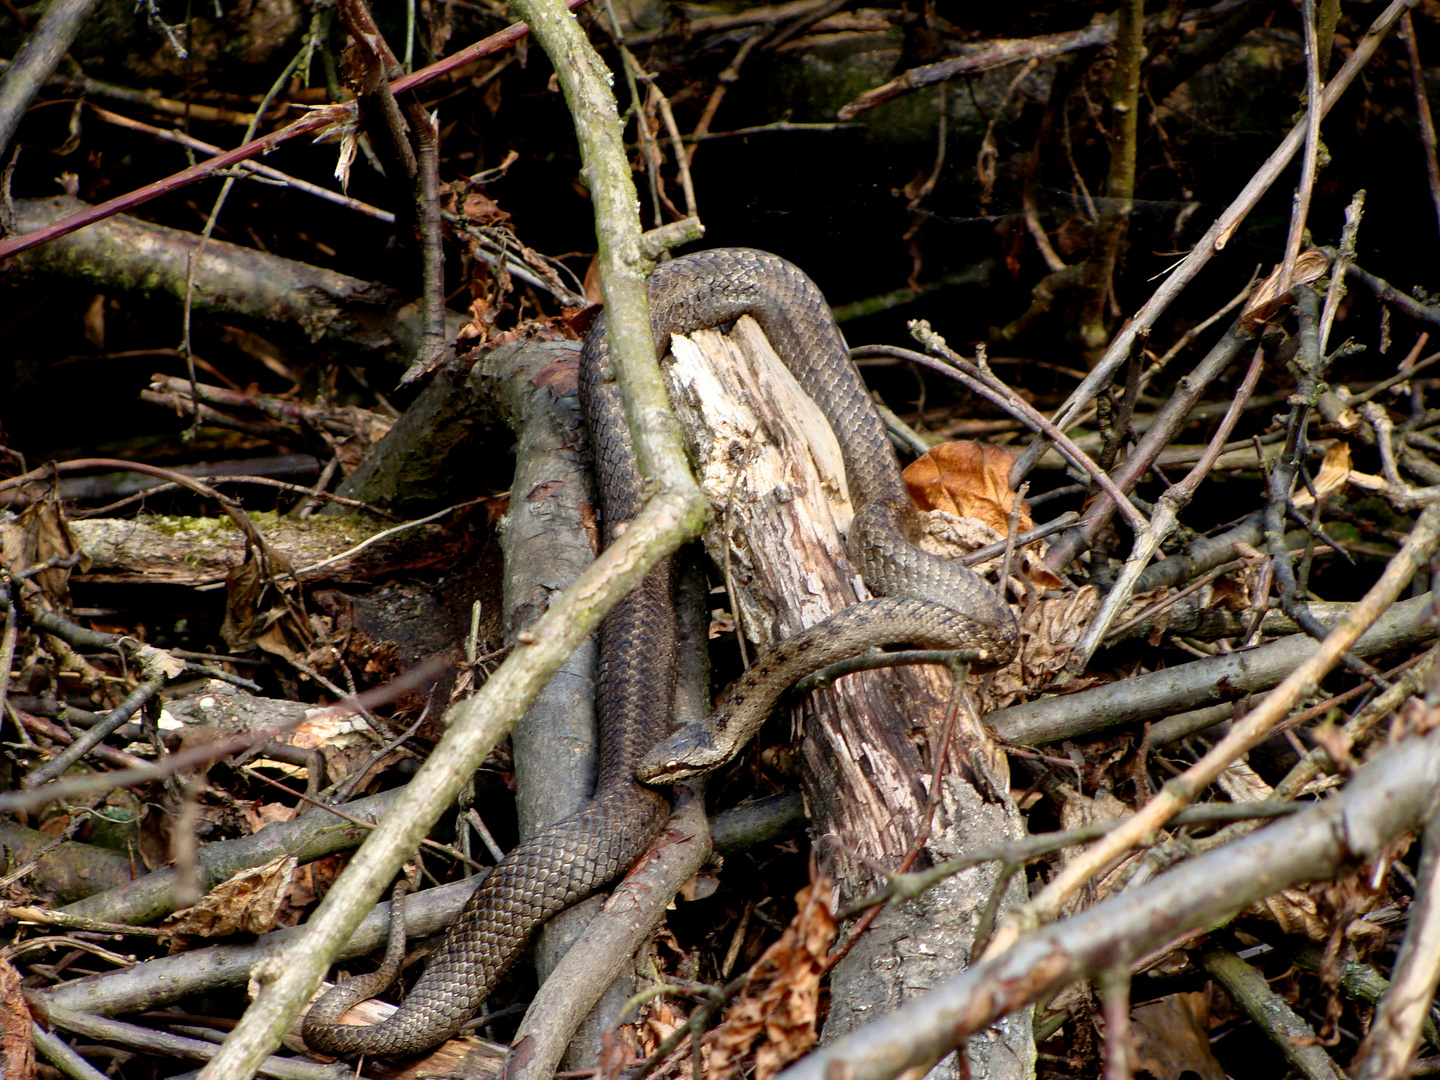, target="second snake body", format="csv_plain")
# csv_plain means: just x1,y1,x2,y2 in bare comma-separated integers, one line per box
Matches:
303,248,1018,1057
